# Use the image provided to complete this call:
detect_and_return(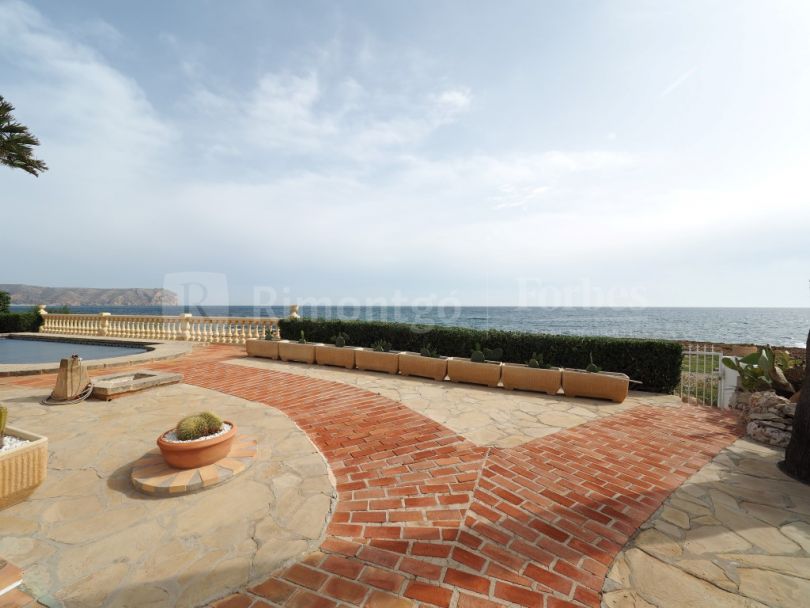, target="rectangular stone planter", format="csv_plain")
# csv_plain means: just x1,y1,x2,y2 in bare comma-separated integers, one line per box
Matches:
398,352,448,381
246,339,280,360
446,358,502,388
1,426,48,510
91,370,182,400
501,364,562,395
315,344,356,369
562,369,630,403
278,341,319,364
354,349,399,374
